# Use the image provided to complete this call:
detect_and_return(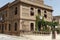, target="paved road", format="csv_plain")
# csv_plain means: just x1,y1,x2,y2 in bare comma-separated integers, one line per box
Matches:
0,34,51,40
0,34,31,40
0,34,60,40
